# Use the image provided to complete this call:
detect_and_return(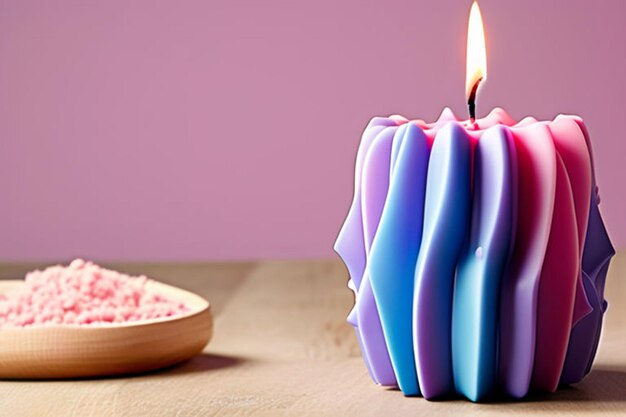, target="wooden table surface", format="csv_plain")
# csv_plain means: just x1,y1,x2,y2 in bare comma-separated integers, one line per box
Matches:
0,255,624,417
